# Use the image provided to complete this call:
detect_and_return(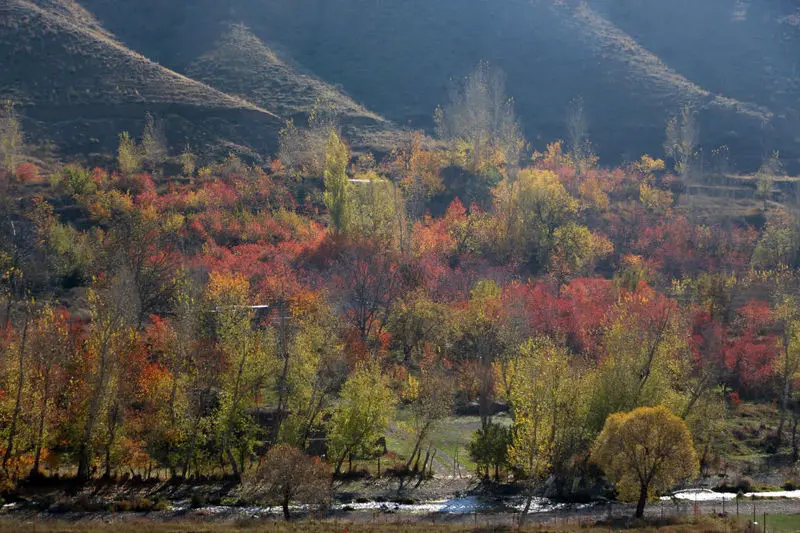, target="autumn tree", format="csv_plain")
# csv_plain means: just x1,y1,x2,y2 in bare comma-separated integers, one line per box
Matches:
508,337,591,514
335,243,402,343
592,406,699,518
28,306,75,477
387,289,451,367
277,294,347,451
77,272,137,481
491,169,578,270
755,151,782,212
327,361,393,474
548,223,613,287
250,444,330,520
588,288,685,431
207,271,276,479
1,299,34,473
455,280,506,429
348,174,404,248
565,96,596,173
